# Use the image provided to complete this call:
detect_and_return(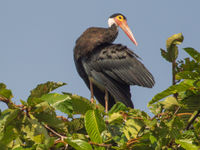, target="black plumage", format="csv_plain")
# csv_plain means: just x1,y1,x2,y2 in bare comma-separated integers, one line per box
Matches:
74,14,155,110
